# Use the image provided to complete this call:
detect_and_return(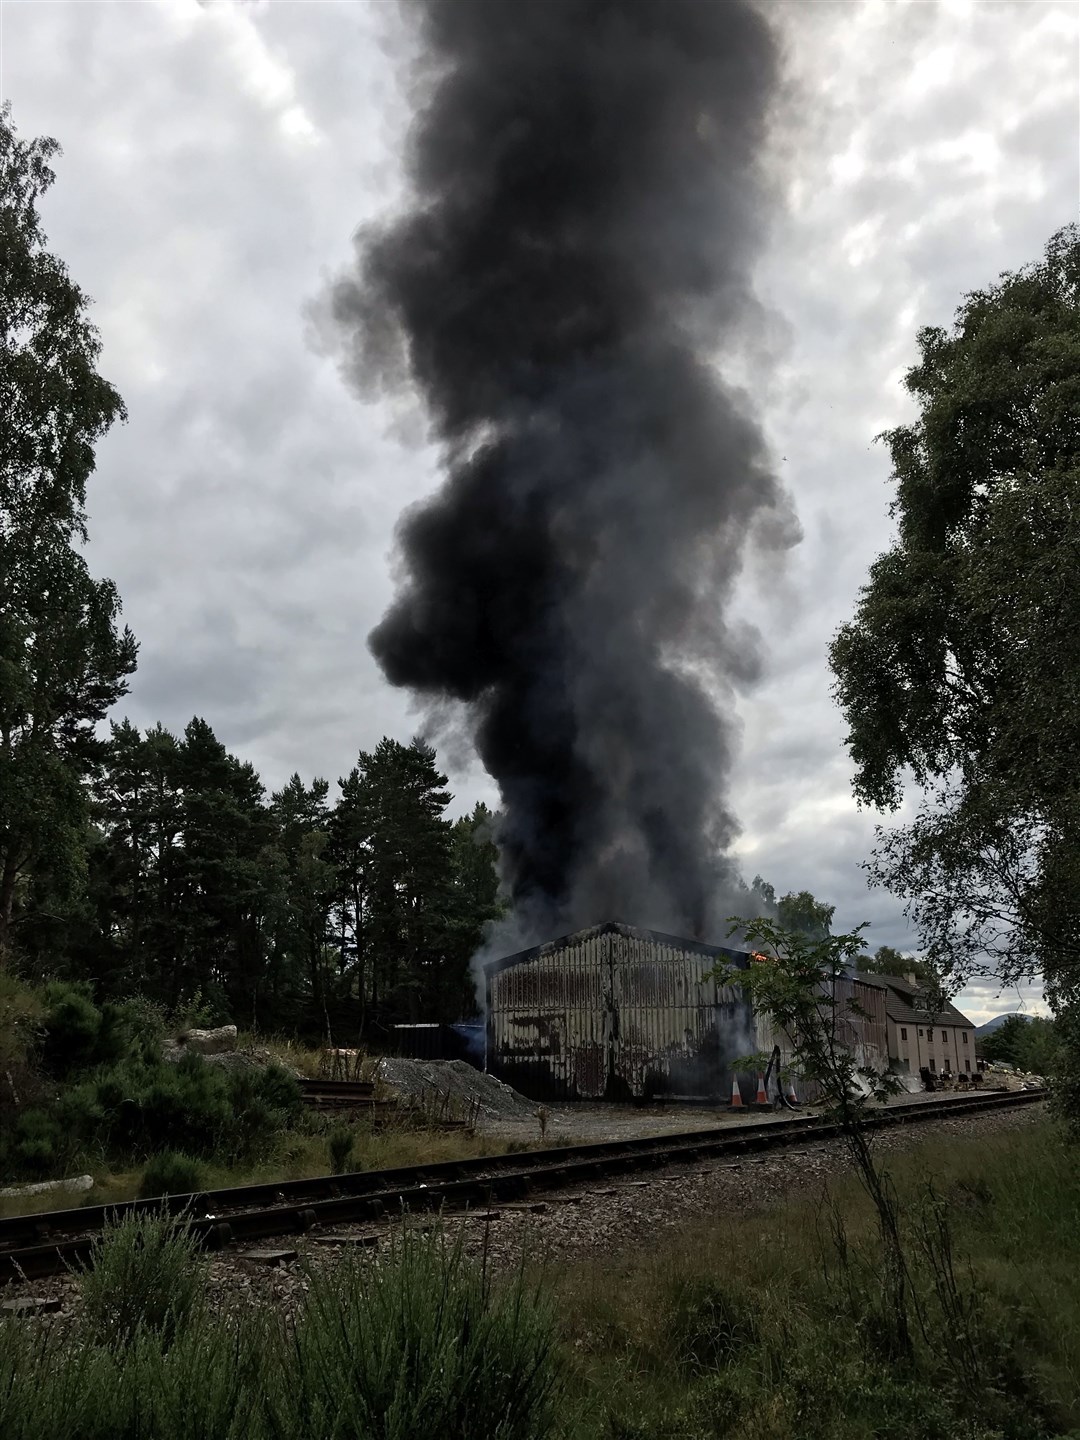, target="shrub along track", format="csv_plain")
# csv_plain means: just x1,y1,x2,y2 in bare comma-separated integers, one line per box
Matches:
0,1090,1044,1283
